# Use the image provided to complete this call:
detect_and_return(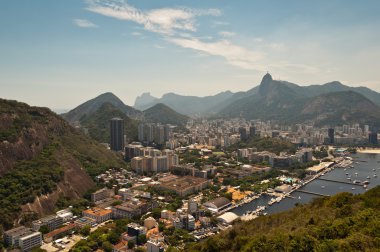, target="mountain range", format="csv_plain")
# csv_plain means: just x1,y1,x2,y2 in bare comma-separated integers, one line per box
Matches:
60,74,380,131
134,76,380,118
218,74,380,127
132,74,380,127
